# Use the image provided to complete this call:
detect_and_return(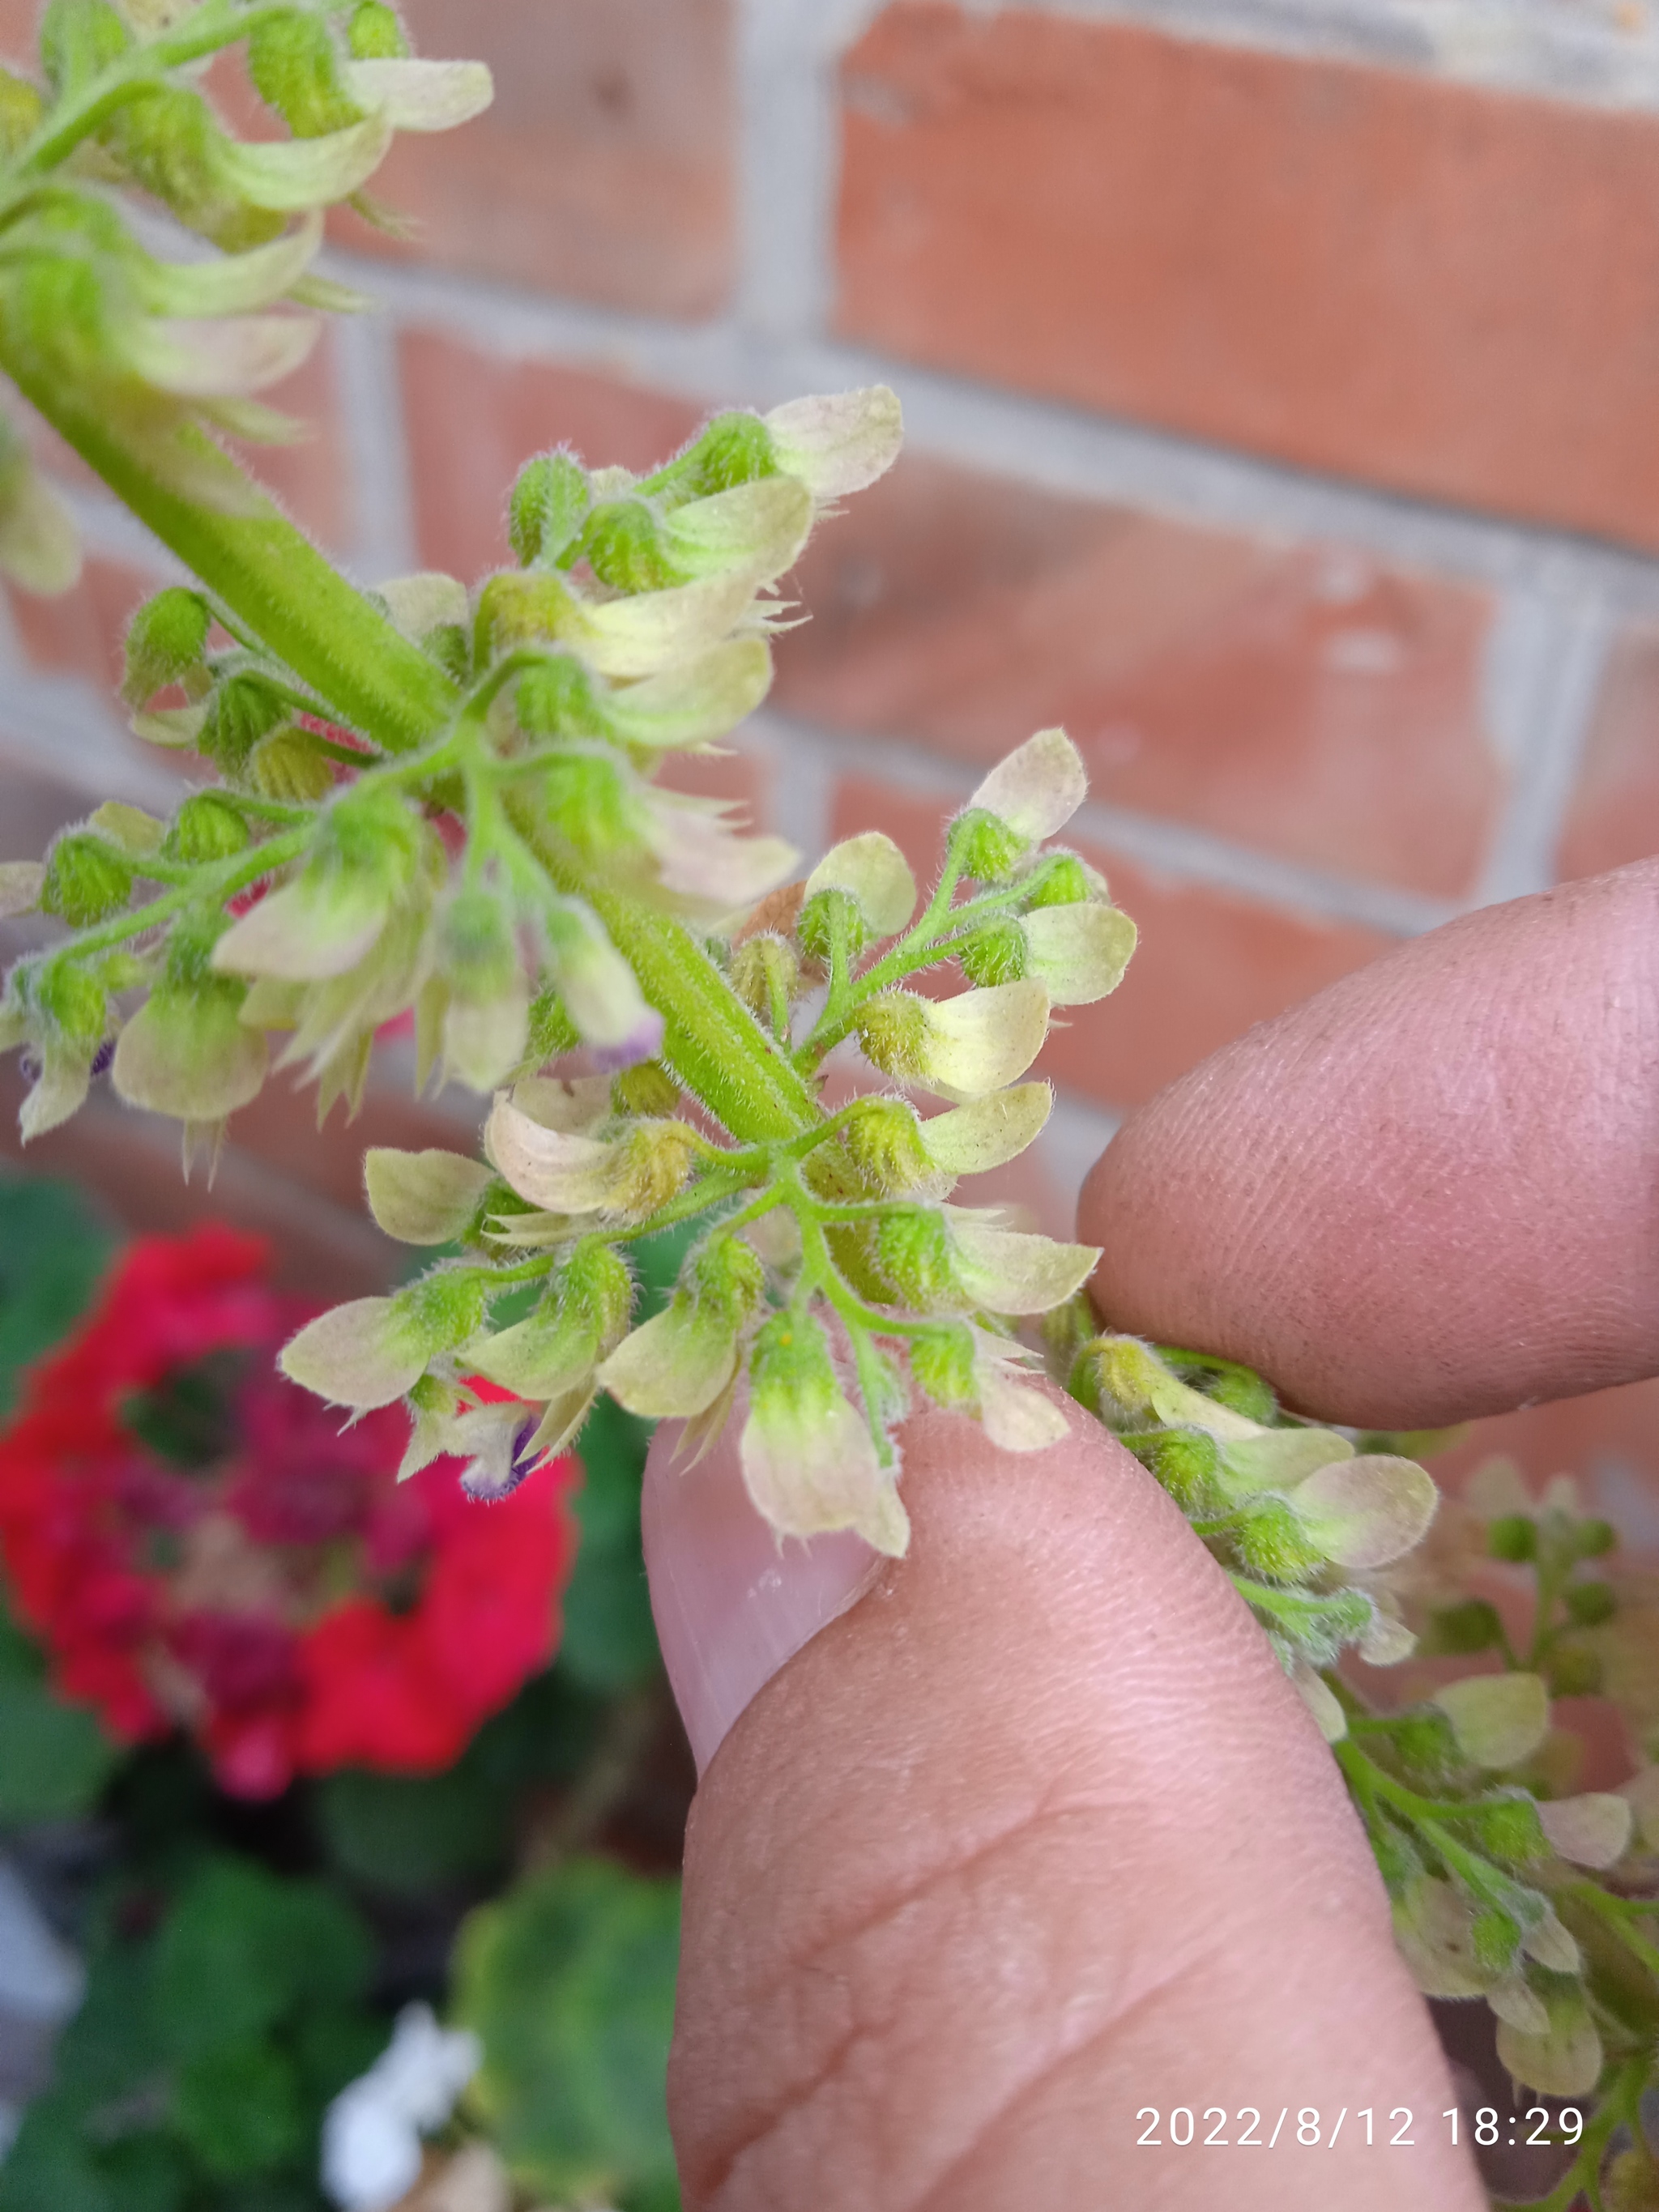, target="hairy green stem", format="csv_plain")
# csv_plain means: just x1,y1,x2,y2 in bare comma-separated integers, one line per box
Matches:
0,356,456,754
